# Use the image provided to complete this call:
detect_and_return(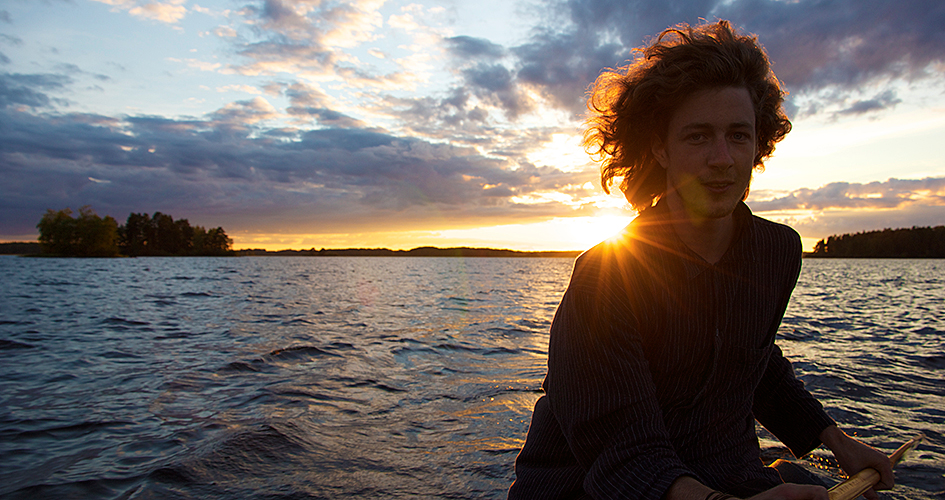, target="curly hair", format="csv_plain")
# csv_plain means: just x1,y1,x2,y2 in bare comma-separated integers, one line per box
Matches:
584,20,792,212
